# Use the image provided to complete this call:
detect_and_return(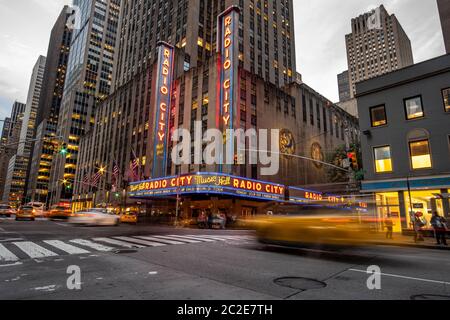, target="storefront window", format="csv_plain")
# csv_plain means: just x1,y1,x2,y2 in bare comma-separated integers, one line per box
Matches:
376,192,402,233
374,146,393,173
409,139,432,170
403,190,443,229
